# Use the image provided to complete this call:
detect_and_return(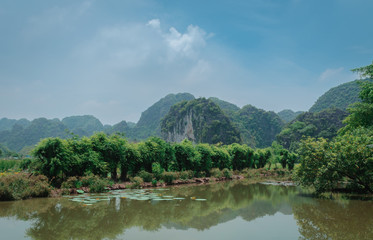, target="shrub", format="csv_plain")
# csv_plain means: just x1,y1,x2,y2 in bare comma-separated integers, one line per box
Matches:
61,176,80,189
161,172,178,185
131,176,144,189
80,175,110,193
0,173,51,200
151,162,164,180
151,179,157,186
137,170,153,182
88,178,109,193
210,168,222,178
180,170,194,180
222,168,233,179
